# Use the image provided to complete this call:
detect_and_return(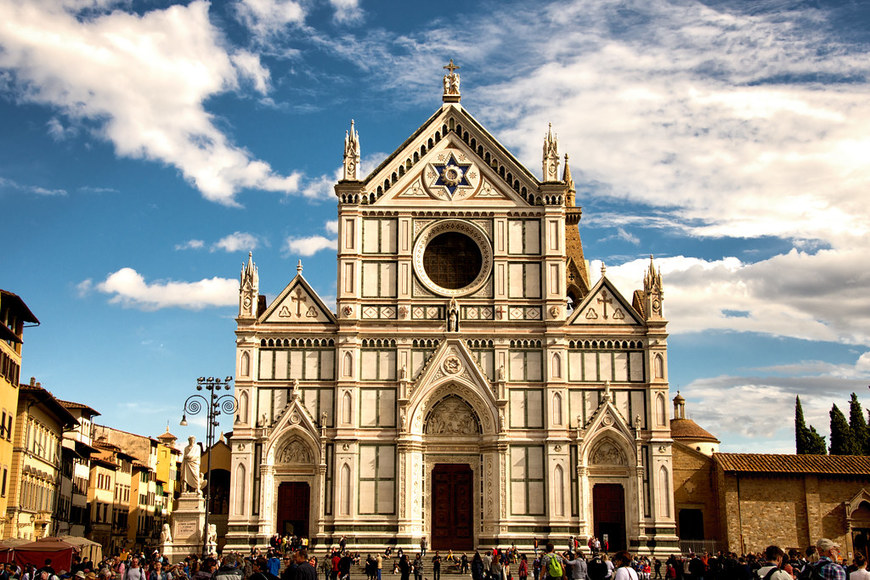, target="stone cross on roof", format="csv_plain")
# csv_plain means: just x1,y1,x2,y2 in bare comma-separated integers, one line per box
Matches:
442,59,461,103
